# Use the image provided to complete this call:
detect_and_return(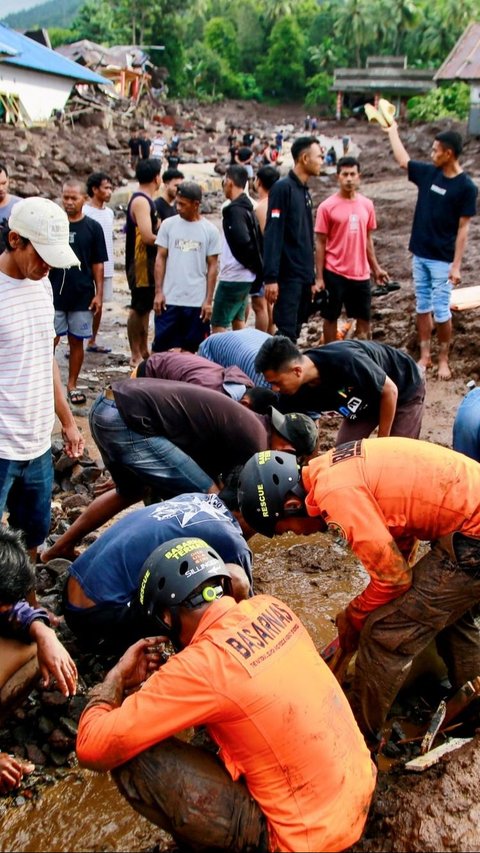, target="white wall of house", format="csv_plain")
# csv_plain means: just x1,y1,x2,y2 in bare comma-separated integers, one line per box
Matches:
0,65,74,122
